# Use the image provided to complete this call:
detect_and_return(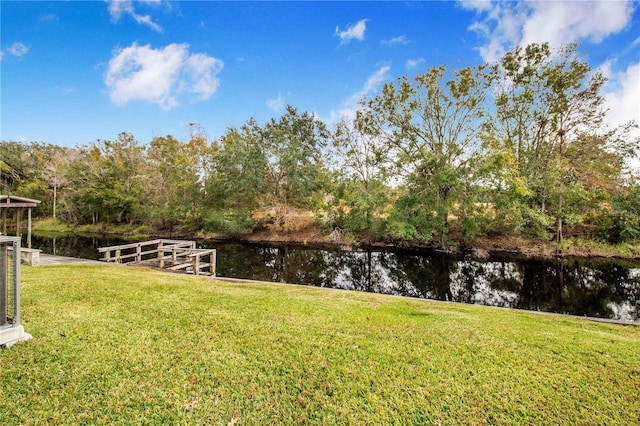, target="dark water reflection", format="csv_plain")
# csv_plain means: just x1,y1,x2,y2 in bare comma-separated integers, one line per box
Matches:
30,235,640,323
